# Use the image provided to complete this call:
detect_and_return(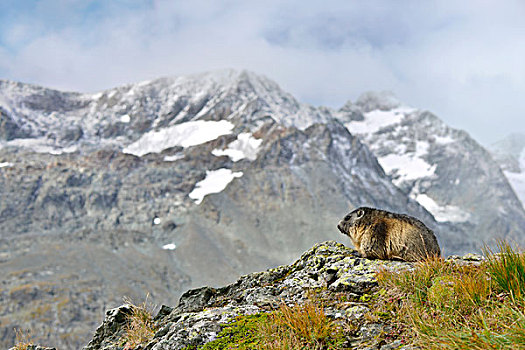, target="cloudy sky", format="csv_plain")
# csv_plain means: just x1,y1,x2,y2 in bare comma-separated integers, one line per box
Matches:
0,0,524,145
